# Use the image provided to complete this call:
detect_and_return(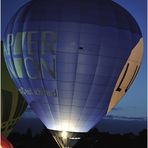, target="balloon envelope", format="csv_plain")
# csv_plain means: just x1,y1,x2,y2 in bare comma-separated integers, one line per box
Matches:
1,135,14,148
3,0,143,135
